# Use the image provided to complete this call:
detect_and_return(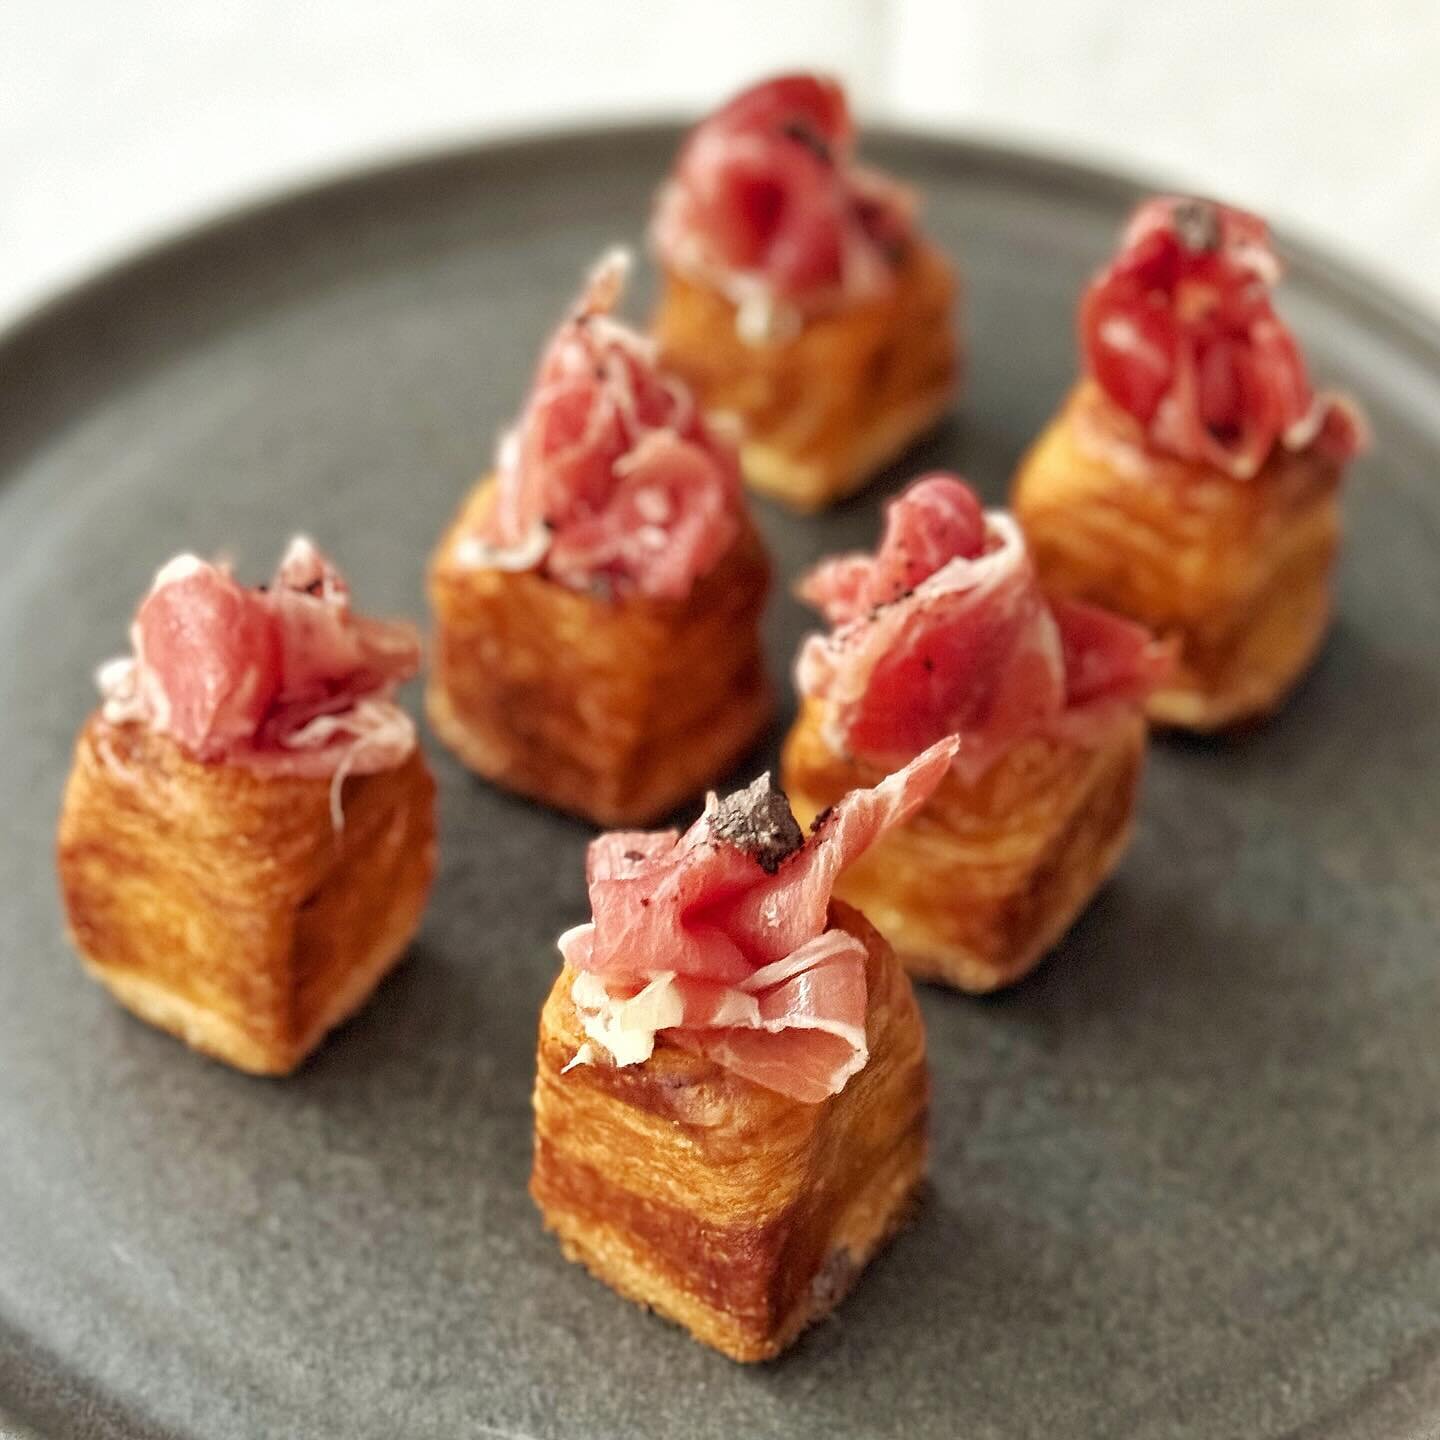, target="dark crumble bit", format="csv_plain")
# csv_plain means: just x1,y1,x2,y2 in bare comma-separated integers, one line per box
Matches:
866,586,915,623
781,119,833,164
623,849,646,863
709,772,805,874
304,578,325,596
809,805,834,835
1174,198,1222,254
